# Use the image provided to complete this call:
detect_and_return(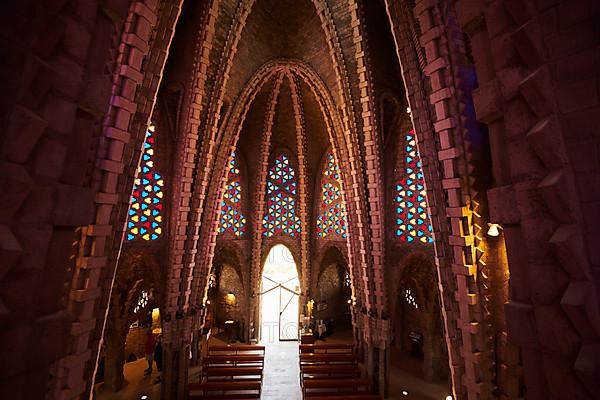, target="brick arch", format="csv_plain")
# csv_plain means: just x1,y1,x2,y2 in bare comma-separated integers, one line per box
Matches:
168,1,380,344
394,250,448,381
313,244,350,298
212,242,246,288
397,252,437,314
187,59,374,341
